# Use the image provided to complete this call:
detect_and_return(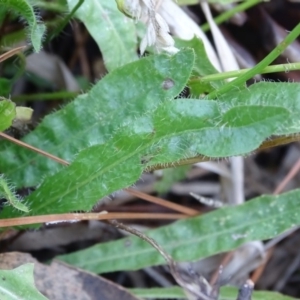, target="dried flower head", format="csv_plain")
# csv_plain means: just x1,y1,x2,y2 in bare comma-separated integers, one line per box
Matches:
116,0,179,54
